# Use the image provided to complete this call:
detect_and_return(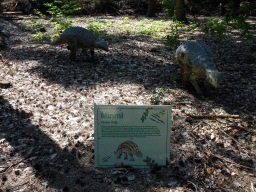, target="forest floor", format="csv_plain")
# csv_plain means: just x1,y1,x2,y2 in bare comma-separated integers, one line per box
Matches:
0,13,256,192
